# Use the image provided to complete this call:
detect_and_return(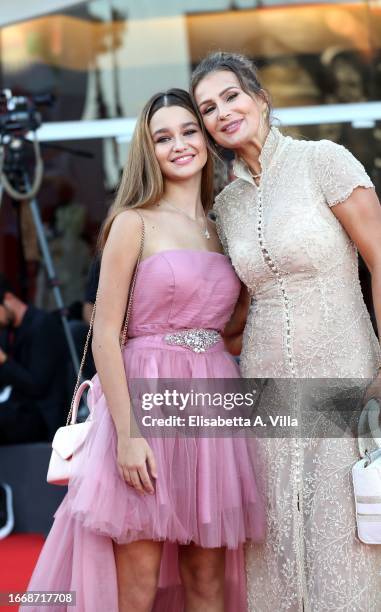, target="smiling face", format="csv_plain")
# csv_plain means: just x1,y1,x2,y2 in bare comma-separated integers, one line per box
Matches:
194,70,268,150
149,105,208,182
